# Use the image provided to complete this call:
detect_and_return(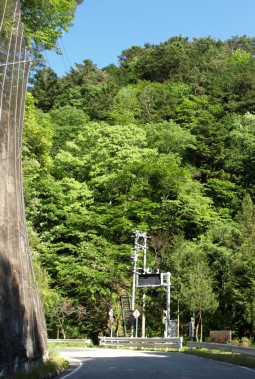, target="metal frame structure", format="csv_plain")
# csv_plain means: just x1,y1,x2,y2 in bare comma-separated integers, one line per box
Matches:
131,231,174,338
0,1,47,375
